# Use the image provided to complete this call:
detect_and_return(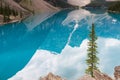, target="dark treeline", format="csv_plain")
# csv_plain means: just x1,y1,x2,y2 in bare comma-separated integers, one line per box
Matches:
108,2,120,13
0,0,23,22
